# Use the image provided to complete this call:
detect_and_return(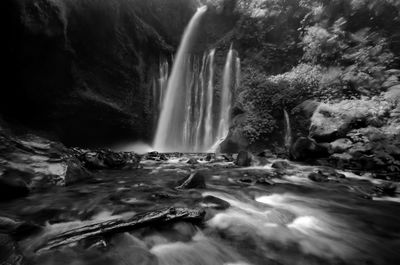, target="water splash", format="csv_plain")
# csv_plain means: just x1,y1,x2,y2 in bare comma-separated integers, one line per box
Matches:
154,6,208,152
